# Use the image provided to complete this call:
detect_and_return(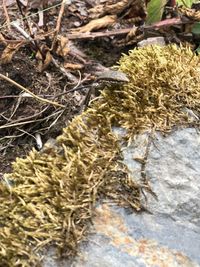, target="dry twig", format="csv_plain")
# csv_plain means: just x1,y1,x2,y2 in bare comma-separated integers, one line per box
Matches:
2,0,11,30
0,73,65,108
51,0,68,51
